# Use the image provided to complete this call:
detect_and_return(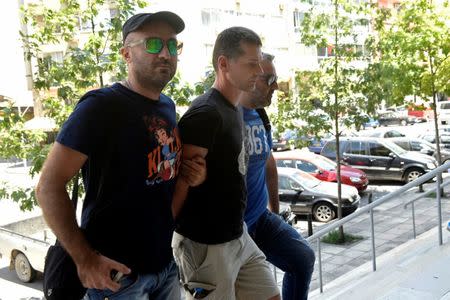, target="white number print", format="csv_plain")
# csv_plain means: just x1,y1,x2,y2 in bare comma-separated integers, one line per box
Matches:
245,124,269,155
